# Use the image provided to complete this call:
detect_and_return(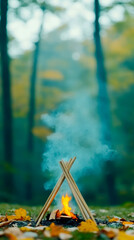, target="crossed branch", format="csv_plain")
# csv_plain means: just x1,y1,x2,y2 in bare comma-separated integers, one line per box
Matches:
36,157,96,226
